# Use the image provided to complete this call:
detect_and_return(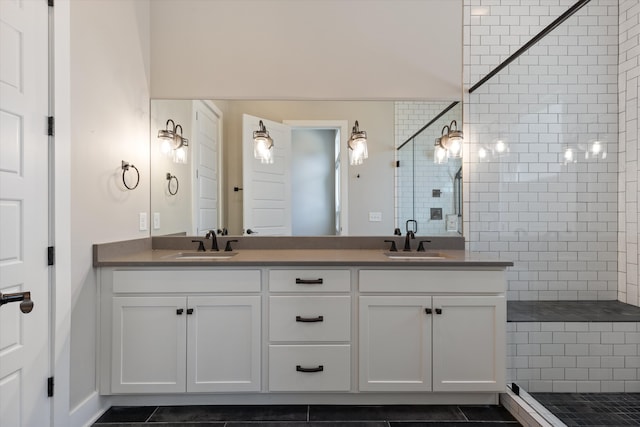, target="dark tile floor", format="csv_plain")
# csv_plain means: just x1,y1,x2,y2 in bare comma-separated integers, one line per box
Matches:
93,404,521,426
531,393,640,426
